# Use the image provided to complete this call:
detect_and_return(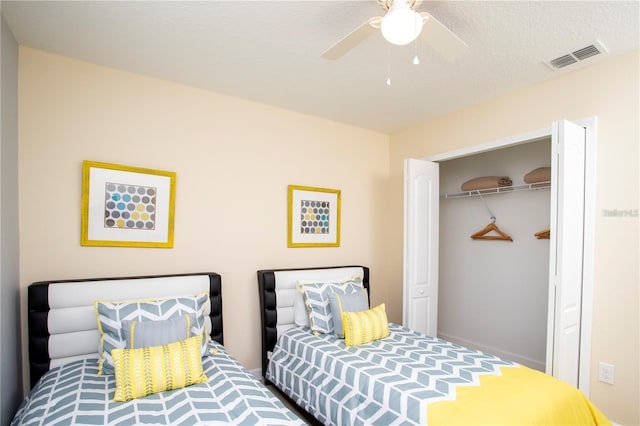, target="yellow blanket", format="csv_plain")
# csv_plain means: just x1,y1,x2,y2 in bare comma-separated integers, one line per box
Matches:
428,365,610,425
